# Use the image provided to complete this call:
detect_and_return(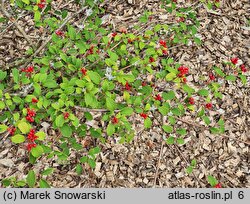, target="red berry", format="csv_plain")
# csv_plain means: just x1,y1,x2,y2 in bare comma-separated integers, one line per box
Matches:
182,77,187,83
32,98,38,103
209,73,215,81
159,40,167,48
214,183,222,188
125,81,131,91
27,108,36,117
149,57,155,63
81,68,87,76
177,17,185,22
154,94,162,101
240,64,247,72
188,97,195,105
55,30,64,37
111,32,117,37
111,117,119,124
140,113,148,119
162,49,168,55
27,129,38,142
37,3,45,9
27,143,37,152
128,38,133,43
231,57,238,65
63,112,70,119
205,103,212,110
7,127,16,136
141,81,147,86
